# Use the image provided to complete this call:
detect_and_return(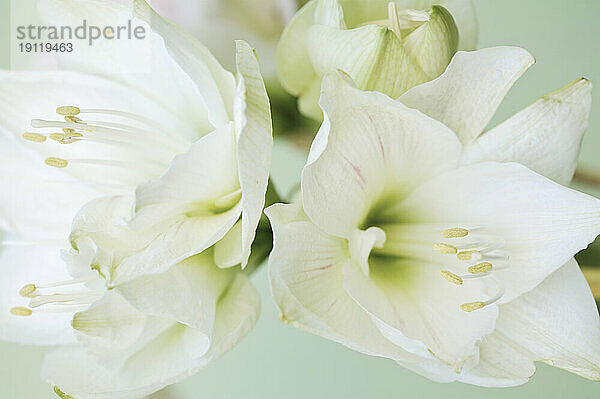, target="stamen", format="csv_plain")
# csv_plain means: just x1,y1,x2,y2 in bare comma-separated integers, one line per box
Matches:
34,276,95,290
56,106,80,116
468,262,493,274
45,157,68,168
78,108,169,131
32,118,186,153
461,290,504,312
460,302,485,312
49,133,81,144
19,284,37,298
440,270,463,285
433,243,457,254
22,132,46,143
10,307,32,316
443,228,469,238
457,250,479,260
65,115,83,123
29,292,103,308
